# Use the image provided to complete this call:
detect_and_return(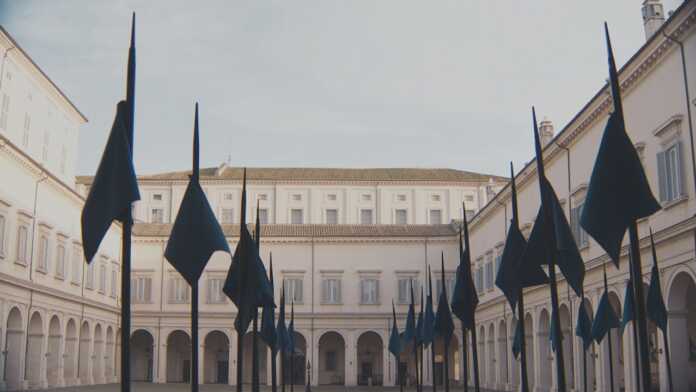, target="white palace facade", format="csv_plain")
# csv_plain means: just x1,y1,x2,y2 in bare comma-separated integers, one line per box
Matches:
1,0,696,391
